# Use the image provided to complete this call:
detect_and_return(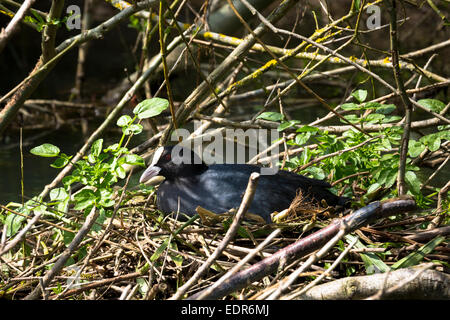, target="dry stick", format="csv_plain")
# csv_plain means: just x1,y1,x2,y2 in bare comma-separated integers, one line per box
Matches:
195,228,282,300
159,0,298,145
367,263,435,300
282,234,359,300
73,0,93,99
0,0,159,134
186,198,417,300
24,206,99,300
389,0,413,196
169,172,261,300
0,0,36,53
266,223,354,300
226,0,369,136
